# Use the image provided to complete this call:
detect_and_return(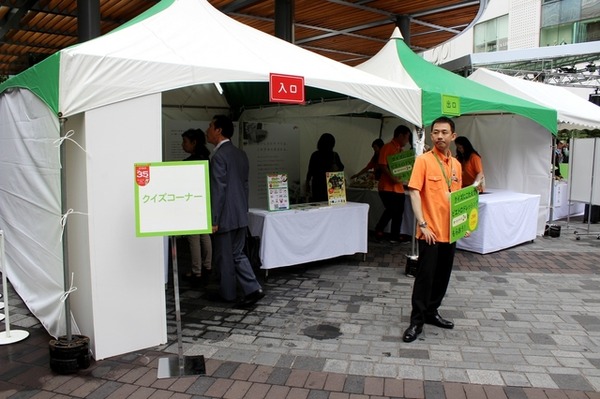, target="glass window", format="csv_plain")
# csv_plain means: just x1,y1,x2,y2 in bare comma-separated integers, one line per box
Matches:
542,1,560,27
473,15,508,53
581,0,600,19
540,0,599,45
540,26,559,46
558,23,574,43
577,17,600,41
560,0,581,24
